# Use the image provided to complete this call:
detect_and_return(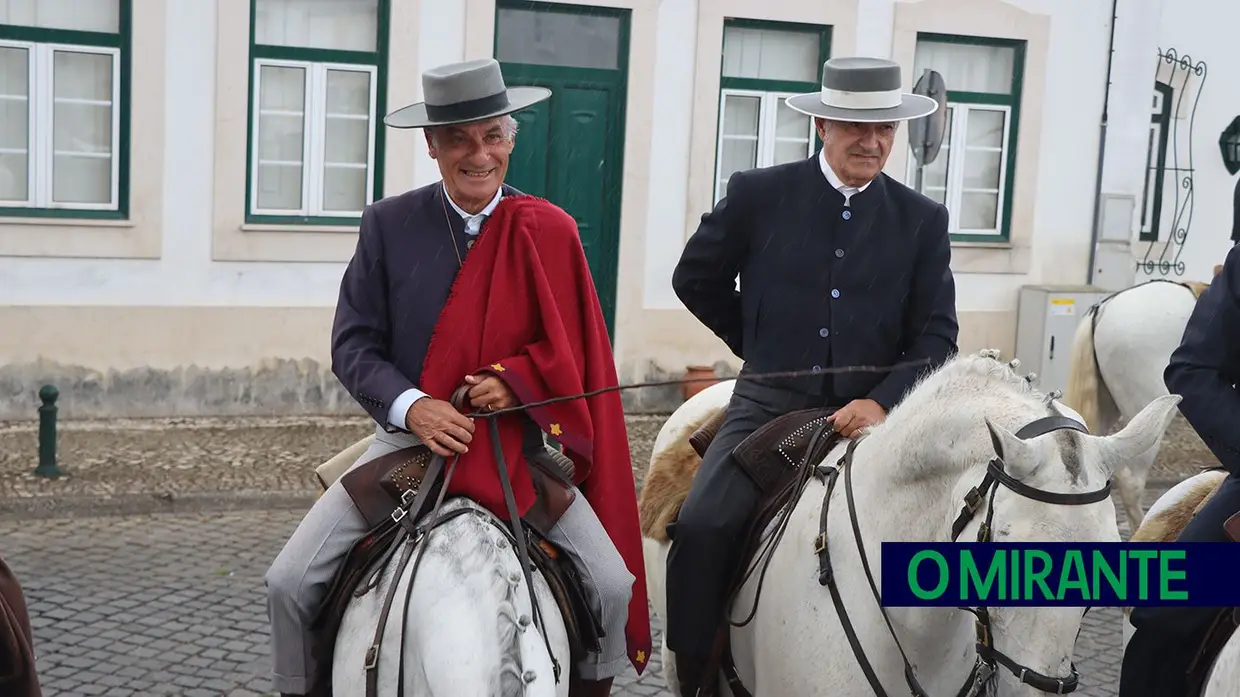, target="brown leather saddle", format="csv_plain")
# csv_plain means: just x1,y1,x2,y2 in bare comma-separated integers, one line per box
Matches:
305,386,605,697
682,405,845,697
